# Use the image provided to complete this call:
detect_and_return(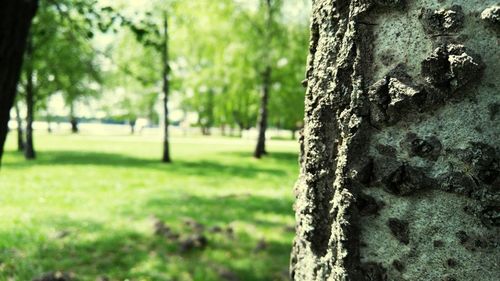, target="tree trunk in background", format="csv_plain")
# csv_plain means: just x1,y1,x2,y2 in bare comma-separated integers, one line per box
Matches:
238,126,244,138
220,124,226,136
130,119,136,135
254,66,271,158
205,89,214,136
70,118,78,133
291,1,499,280
24,37,36,160
254,0,273,159
200,126,209,136
46,113,52,133
69,102,78,134
15,102,25,152
0,0,38,166
161,12,171,163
